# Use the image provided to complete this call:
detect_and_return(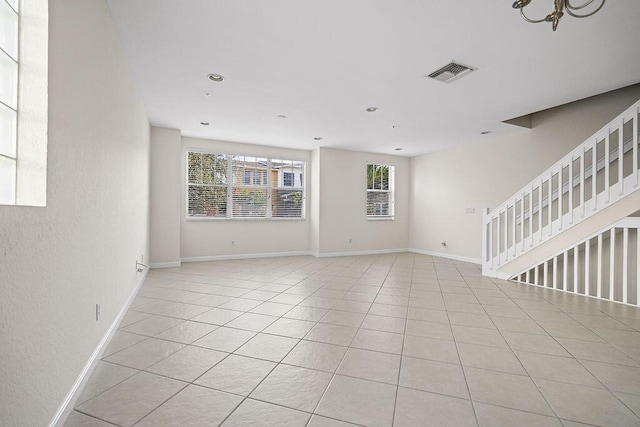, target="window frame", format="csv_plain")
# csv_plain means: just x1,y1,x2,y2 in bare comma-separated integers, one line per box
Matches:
186,149,306,221
366,163,395,220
